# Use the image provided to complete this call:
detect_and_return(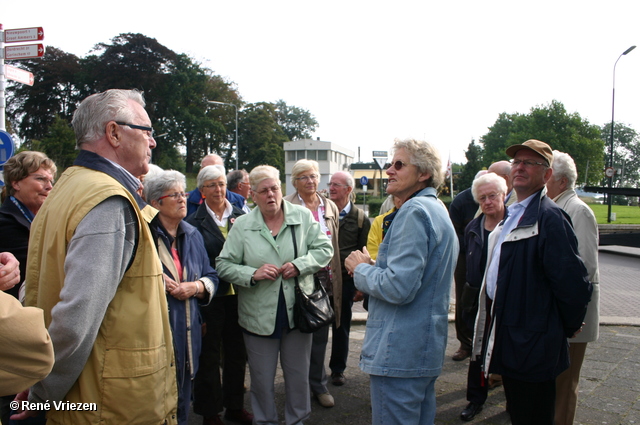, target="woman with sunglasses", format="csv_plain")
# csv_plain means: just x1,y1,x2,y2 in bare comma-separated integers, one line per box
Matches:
284,159,342,409
345,138,458,425
215,165,333,425
144,169,218,425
